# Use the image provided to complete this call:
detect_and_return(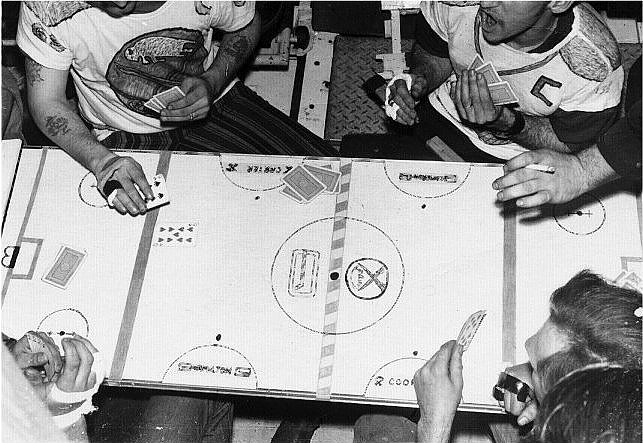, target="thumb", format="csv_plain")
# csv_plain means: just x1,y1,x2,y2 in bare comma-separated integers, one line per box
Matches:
450,343,464,388
517,401,538,426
